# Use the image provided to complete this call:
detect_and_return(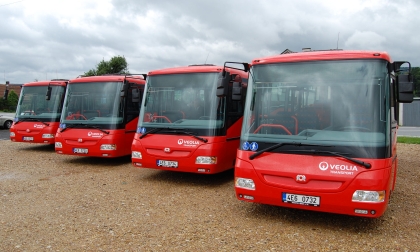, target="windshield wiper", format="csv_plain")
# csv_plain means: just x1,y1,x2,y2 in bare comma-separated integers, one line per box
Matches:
284,149,371,169
17,118,49,126
249,142,371,169
60,124,110,134
60,124,78,133
80,124,110,134
249,142,332,160
171,130,208,143
140,127,170,139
